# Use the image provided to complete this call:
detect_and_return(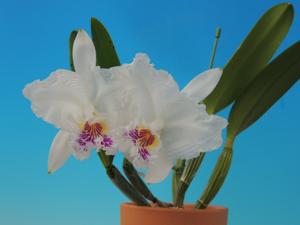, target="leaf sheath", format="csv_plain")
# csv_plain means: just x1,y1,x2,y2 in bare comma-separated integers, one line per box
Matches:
98,152,150,206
